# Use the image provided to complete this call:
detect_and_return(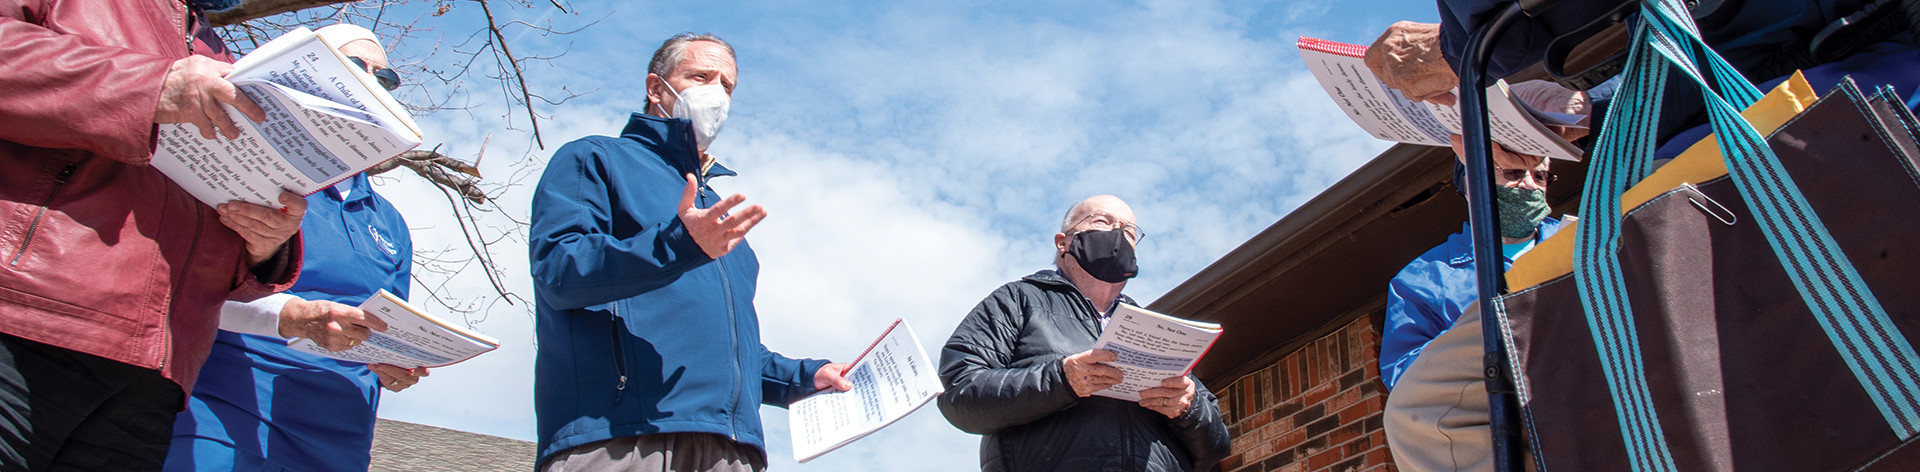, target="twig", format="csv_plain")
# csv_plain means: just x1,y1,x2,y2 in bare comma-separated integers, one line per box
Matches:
476,0,545,149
